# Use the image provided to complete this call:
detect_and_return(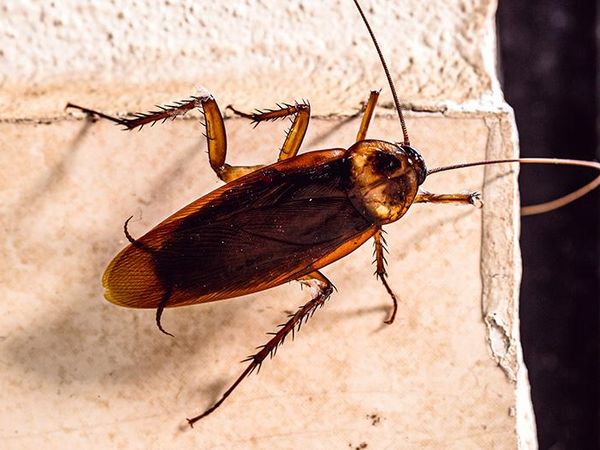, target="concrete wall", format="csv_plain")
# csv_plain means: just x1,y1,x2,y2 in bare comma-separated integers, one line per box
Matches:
0,1,536,448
